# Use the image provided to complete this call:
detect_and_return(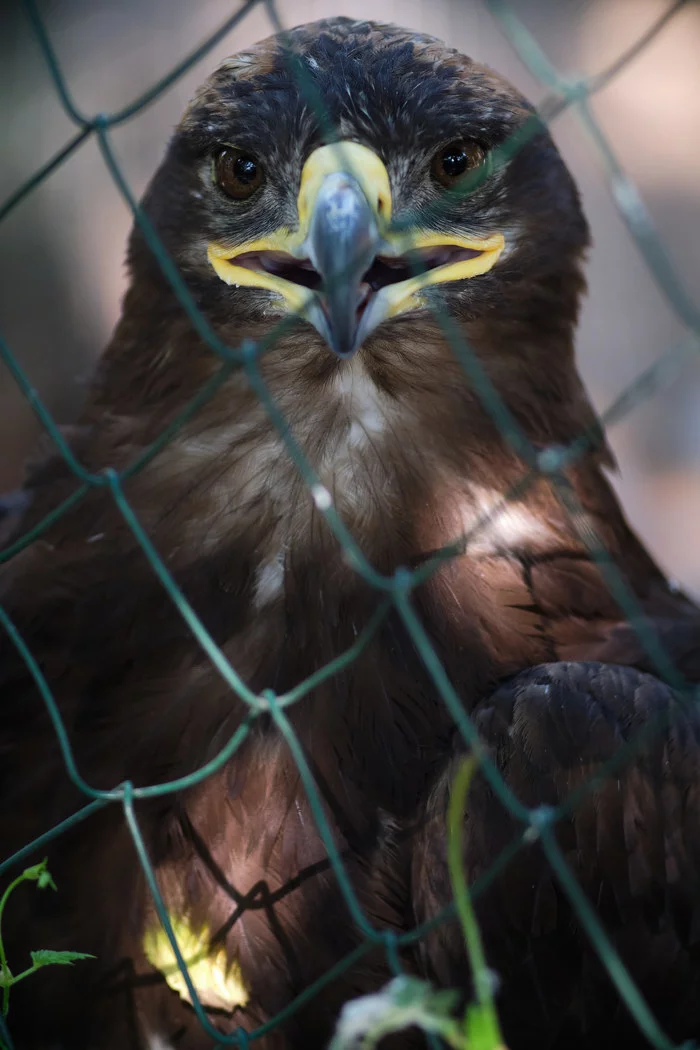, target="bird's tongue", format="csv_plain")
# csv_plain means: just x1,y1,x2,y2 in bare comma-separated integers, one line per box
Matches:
356,283,373,319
